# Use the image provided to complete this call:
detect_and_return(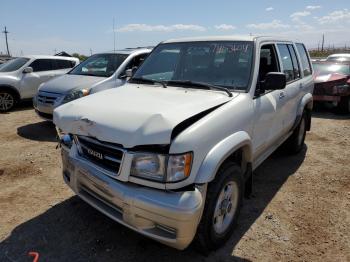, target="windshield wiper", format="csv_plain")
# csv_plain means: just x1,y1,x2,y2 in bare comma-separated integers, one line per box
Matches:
129,77,167,88
167,80,233,97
